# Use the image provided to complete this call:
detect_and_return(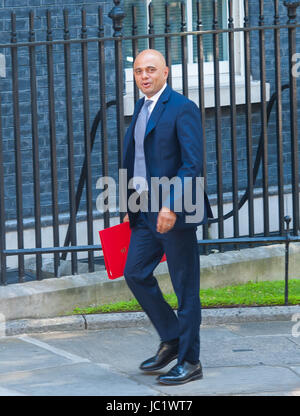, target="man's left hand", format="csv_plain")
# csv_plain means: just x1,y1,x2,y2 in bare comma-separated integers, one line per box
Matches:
156,206,177,234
